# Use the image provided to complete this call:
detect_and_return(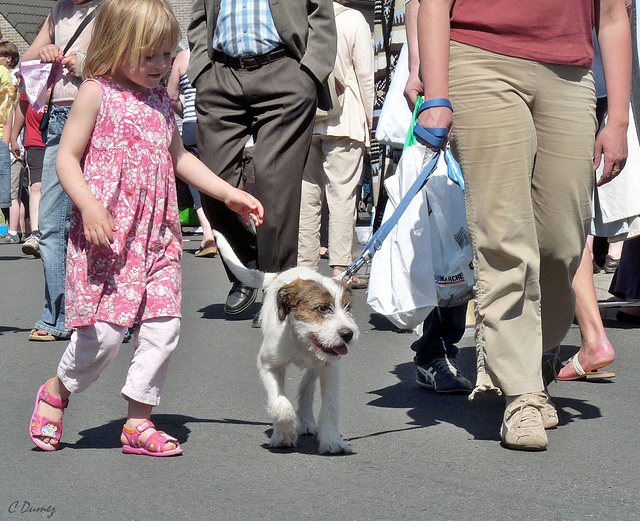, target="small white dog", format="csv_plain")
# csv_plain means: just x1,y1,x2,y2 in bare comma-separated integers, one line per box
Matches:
213,231,359,454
